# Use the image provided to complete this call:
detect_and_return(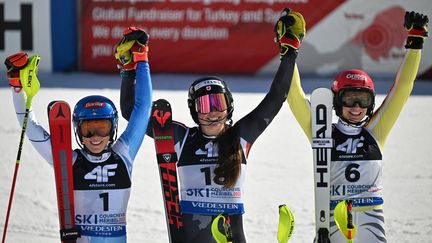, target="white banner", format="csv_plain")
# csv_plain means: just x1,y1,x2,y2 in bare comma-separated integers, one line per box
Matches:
0,0,52,72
